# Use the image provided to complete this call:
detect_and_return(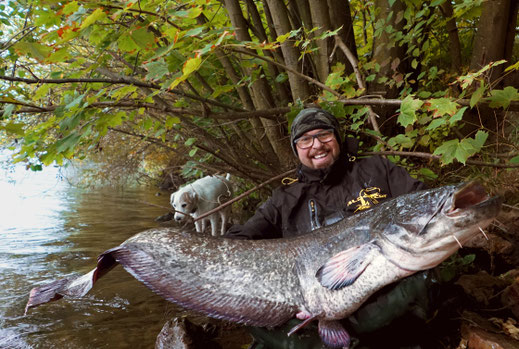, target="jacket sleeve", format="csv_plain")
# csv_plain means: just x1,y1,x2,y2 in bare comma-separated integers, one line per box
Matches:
224,197,283,240
380,156,427,197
